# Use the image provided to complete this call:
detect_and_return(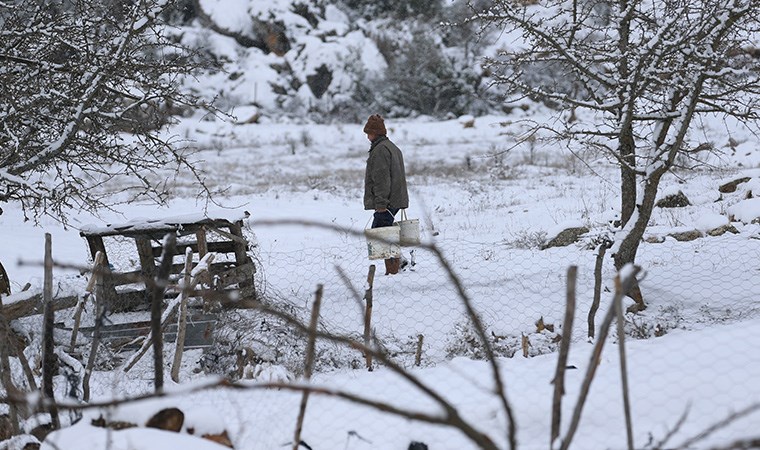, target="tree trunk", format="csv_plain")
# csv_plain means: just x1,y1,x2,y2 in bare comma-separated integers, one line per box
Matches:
618,124,637,226
614,172,666,311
